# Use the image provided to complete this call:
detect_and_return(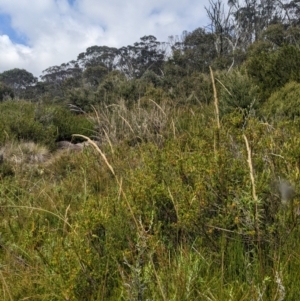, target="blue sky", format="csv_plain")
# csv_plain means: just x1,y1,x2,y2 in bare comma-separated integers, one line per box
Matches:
0,13,28,44
0,0,210,77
